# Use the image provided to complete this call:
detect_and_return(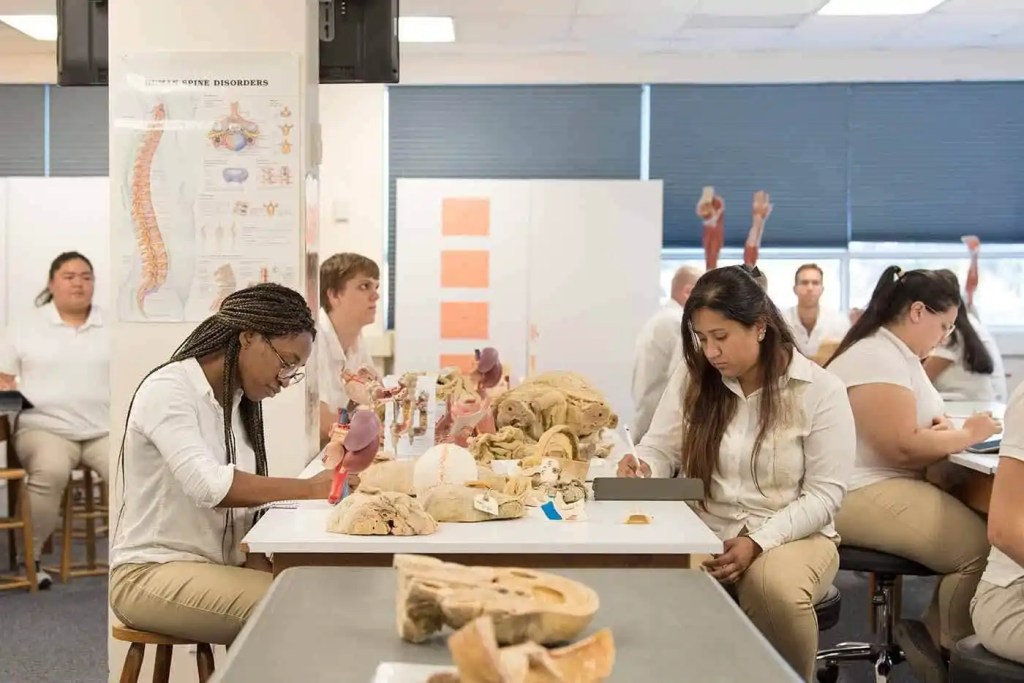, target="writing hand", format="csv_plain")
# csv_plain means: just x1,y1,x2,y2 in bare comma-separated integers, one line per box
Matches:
702,536,762,585
616,454,651,478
